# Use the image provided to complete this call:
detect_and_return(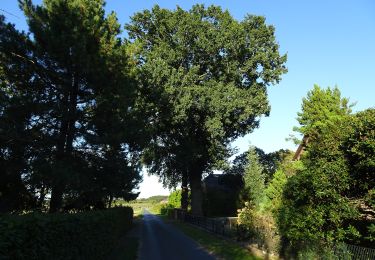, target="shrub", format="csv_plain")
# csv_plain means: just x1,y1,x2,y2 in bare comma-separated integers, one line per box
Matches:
160,204,175,217
0,207,133,259
344,108,375,197
148,202,164,215
262,169,287,213
365,189,375,209
278,112,362,253
237,202,280,253
262,160,304,214
277,161,360,255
